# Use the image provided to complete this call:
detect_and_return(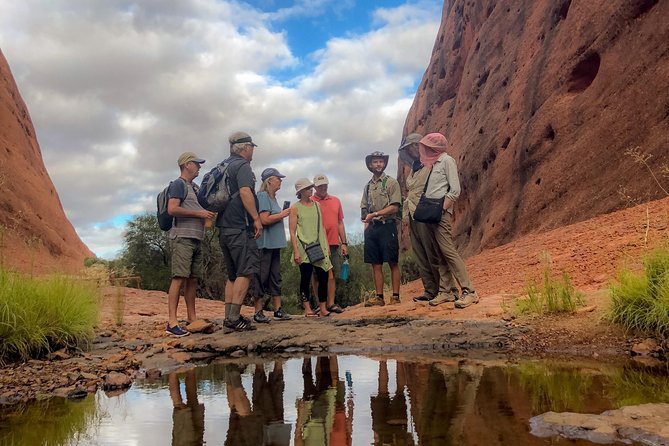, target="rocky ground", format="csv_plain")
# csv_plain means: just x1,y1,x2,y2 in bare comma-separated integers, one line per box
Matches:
1,197,668,406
